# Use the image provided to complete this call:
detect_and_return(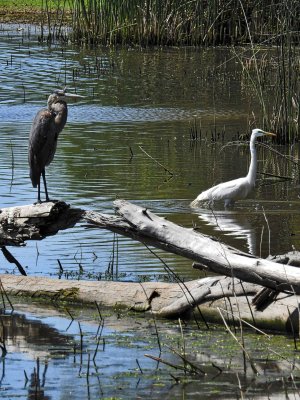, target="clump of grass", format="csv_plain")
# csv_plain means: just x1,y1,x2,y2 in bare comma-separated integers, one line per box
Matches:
64,0,300,47
4,0,300,49
234,0,299,143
